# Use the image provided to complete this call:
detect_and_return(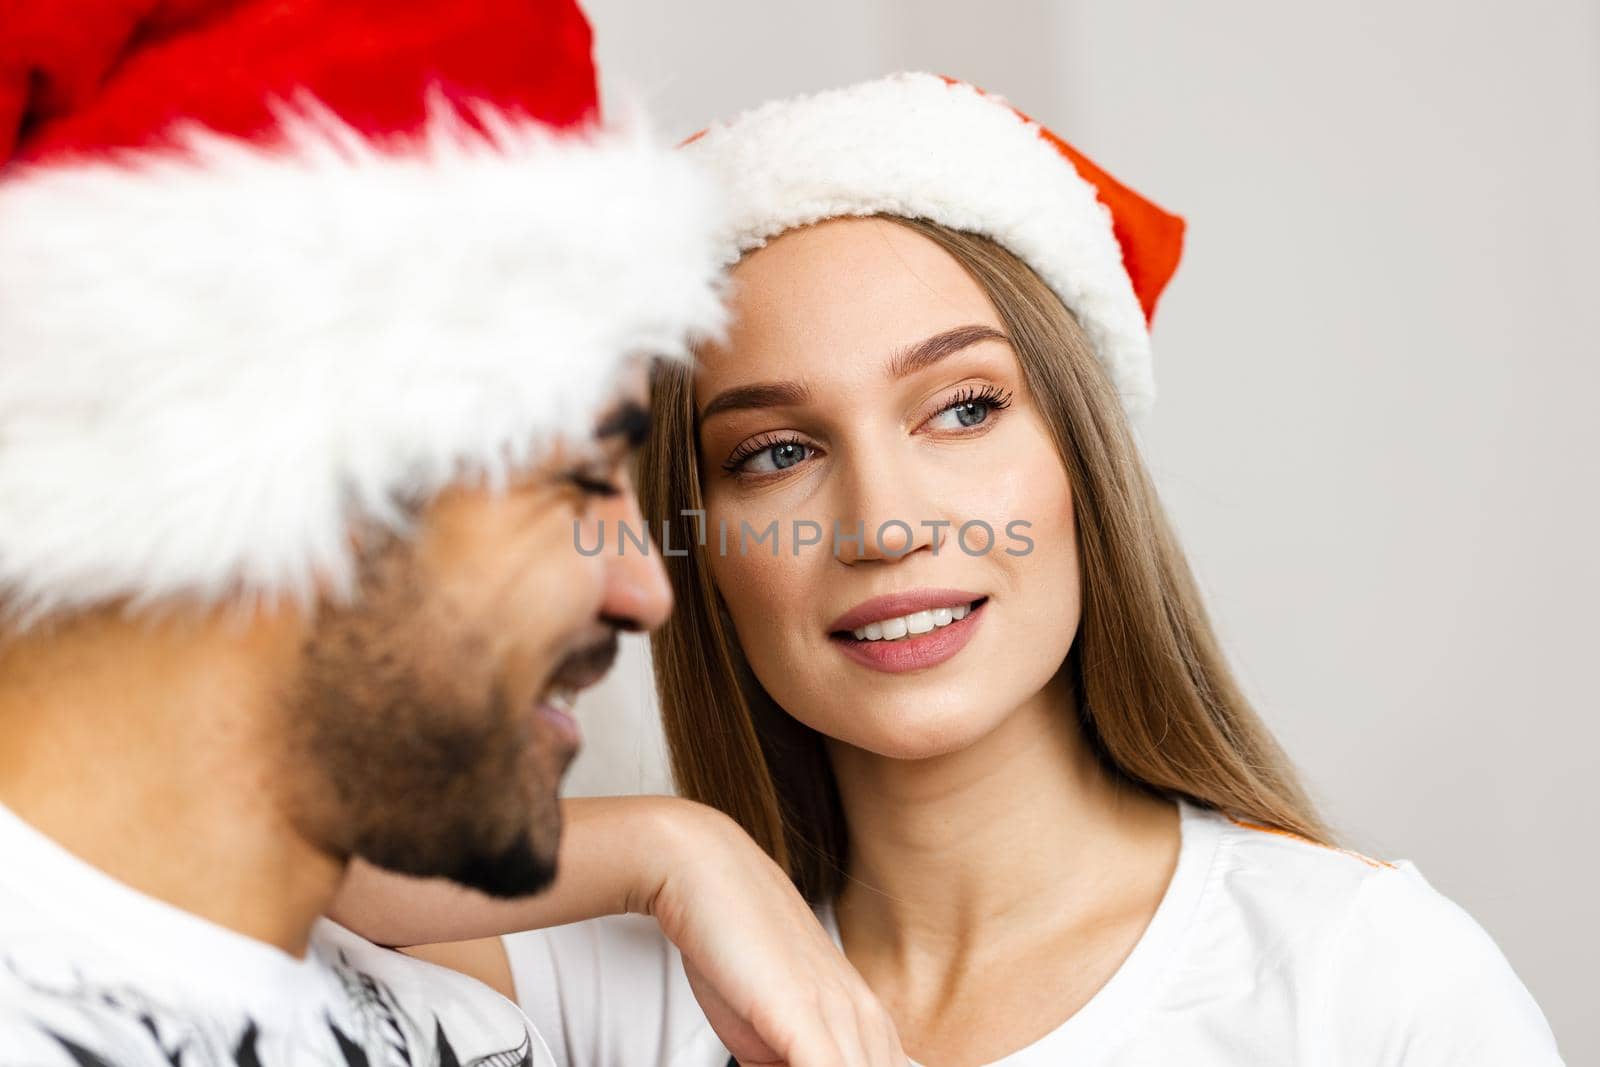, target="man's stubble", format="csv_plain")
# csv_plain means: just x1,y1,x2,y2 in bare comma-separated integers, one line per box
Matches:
282,533,567,899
